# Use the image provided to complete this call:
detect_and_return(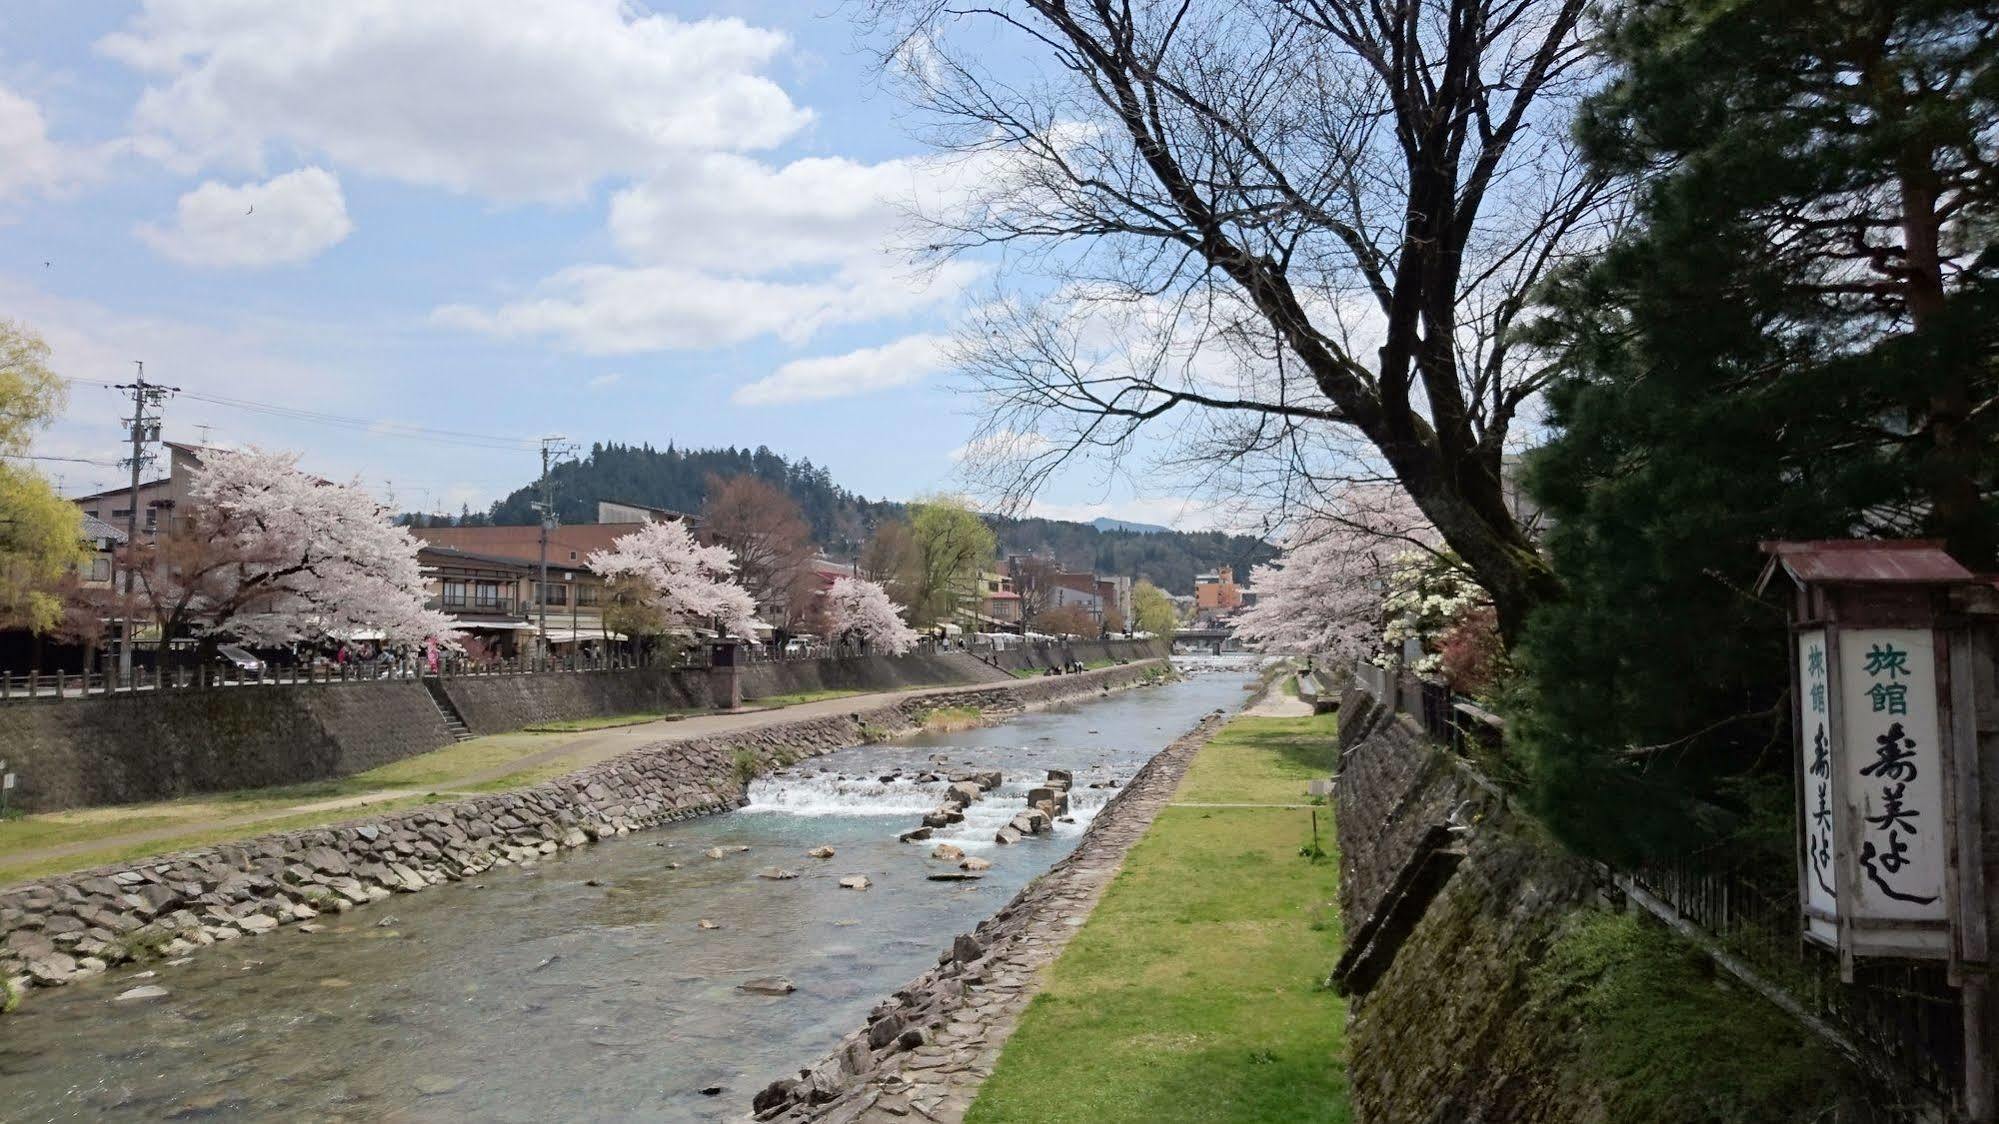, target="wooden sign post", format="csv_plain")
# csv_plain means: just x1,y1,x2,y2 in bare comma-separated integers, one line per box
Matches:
1762,540,1993,1119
